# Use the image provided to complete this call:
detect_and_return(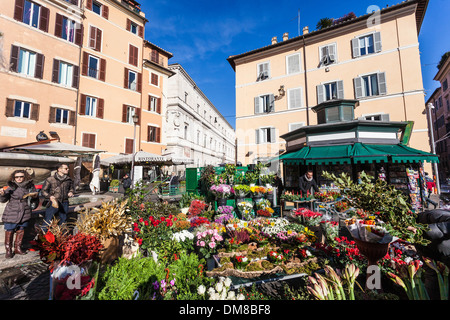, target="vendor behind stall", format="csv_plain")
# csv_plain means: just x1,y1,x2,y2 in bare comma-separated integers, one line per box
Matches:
299,170,320,196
